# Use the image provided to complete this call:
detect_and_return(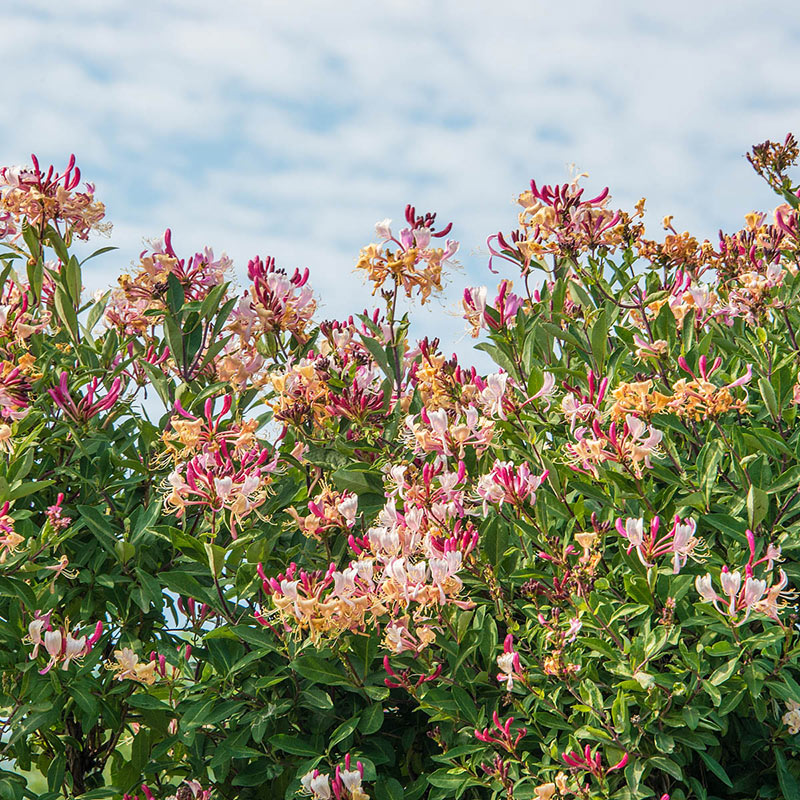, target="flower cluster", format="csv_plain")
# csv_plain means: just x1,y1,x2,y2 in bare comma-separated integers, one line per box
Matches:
106,229,232,334
474,712,526,755
404,405,495,458
246,255,316,338
24,613,103,674
495,633,523,690
356,206,458,303
162,396,277,536
488,176,636,271
616,515,704,574
782,699,800,735
0,361,31,421
561,745,628,781
694,529,791,624
125,781,211,800
0,502,23,563
300,755,368,800
476,459,548,515
0,155,108,241
107,647,159,685
266,355,332,430
0,279,49,344
48,371,124,423
286,486,359,540
264,461,478,647
565,414,663,479
462,280,524,337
